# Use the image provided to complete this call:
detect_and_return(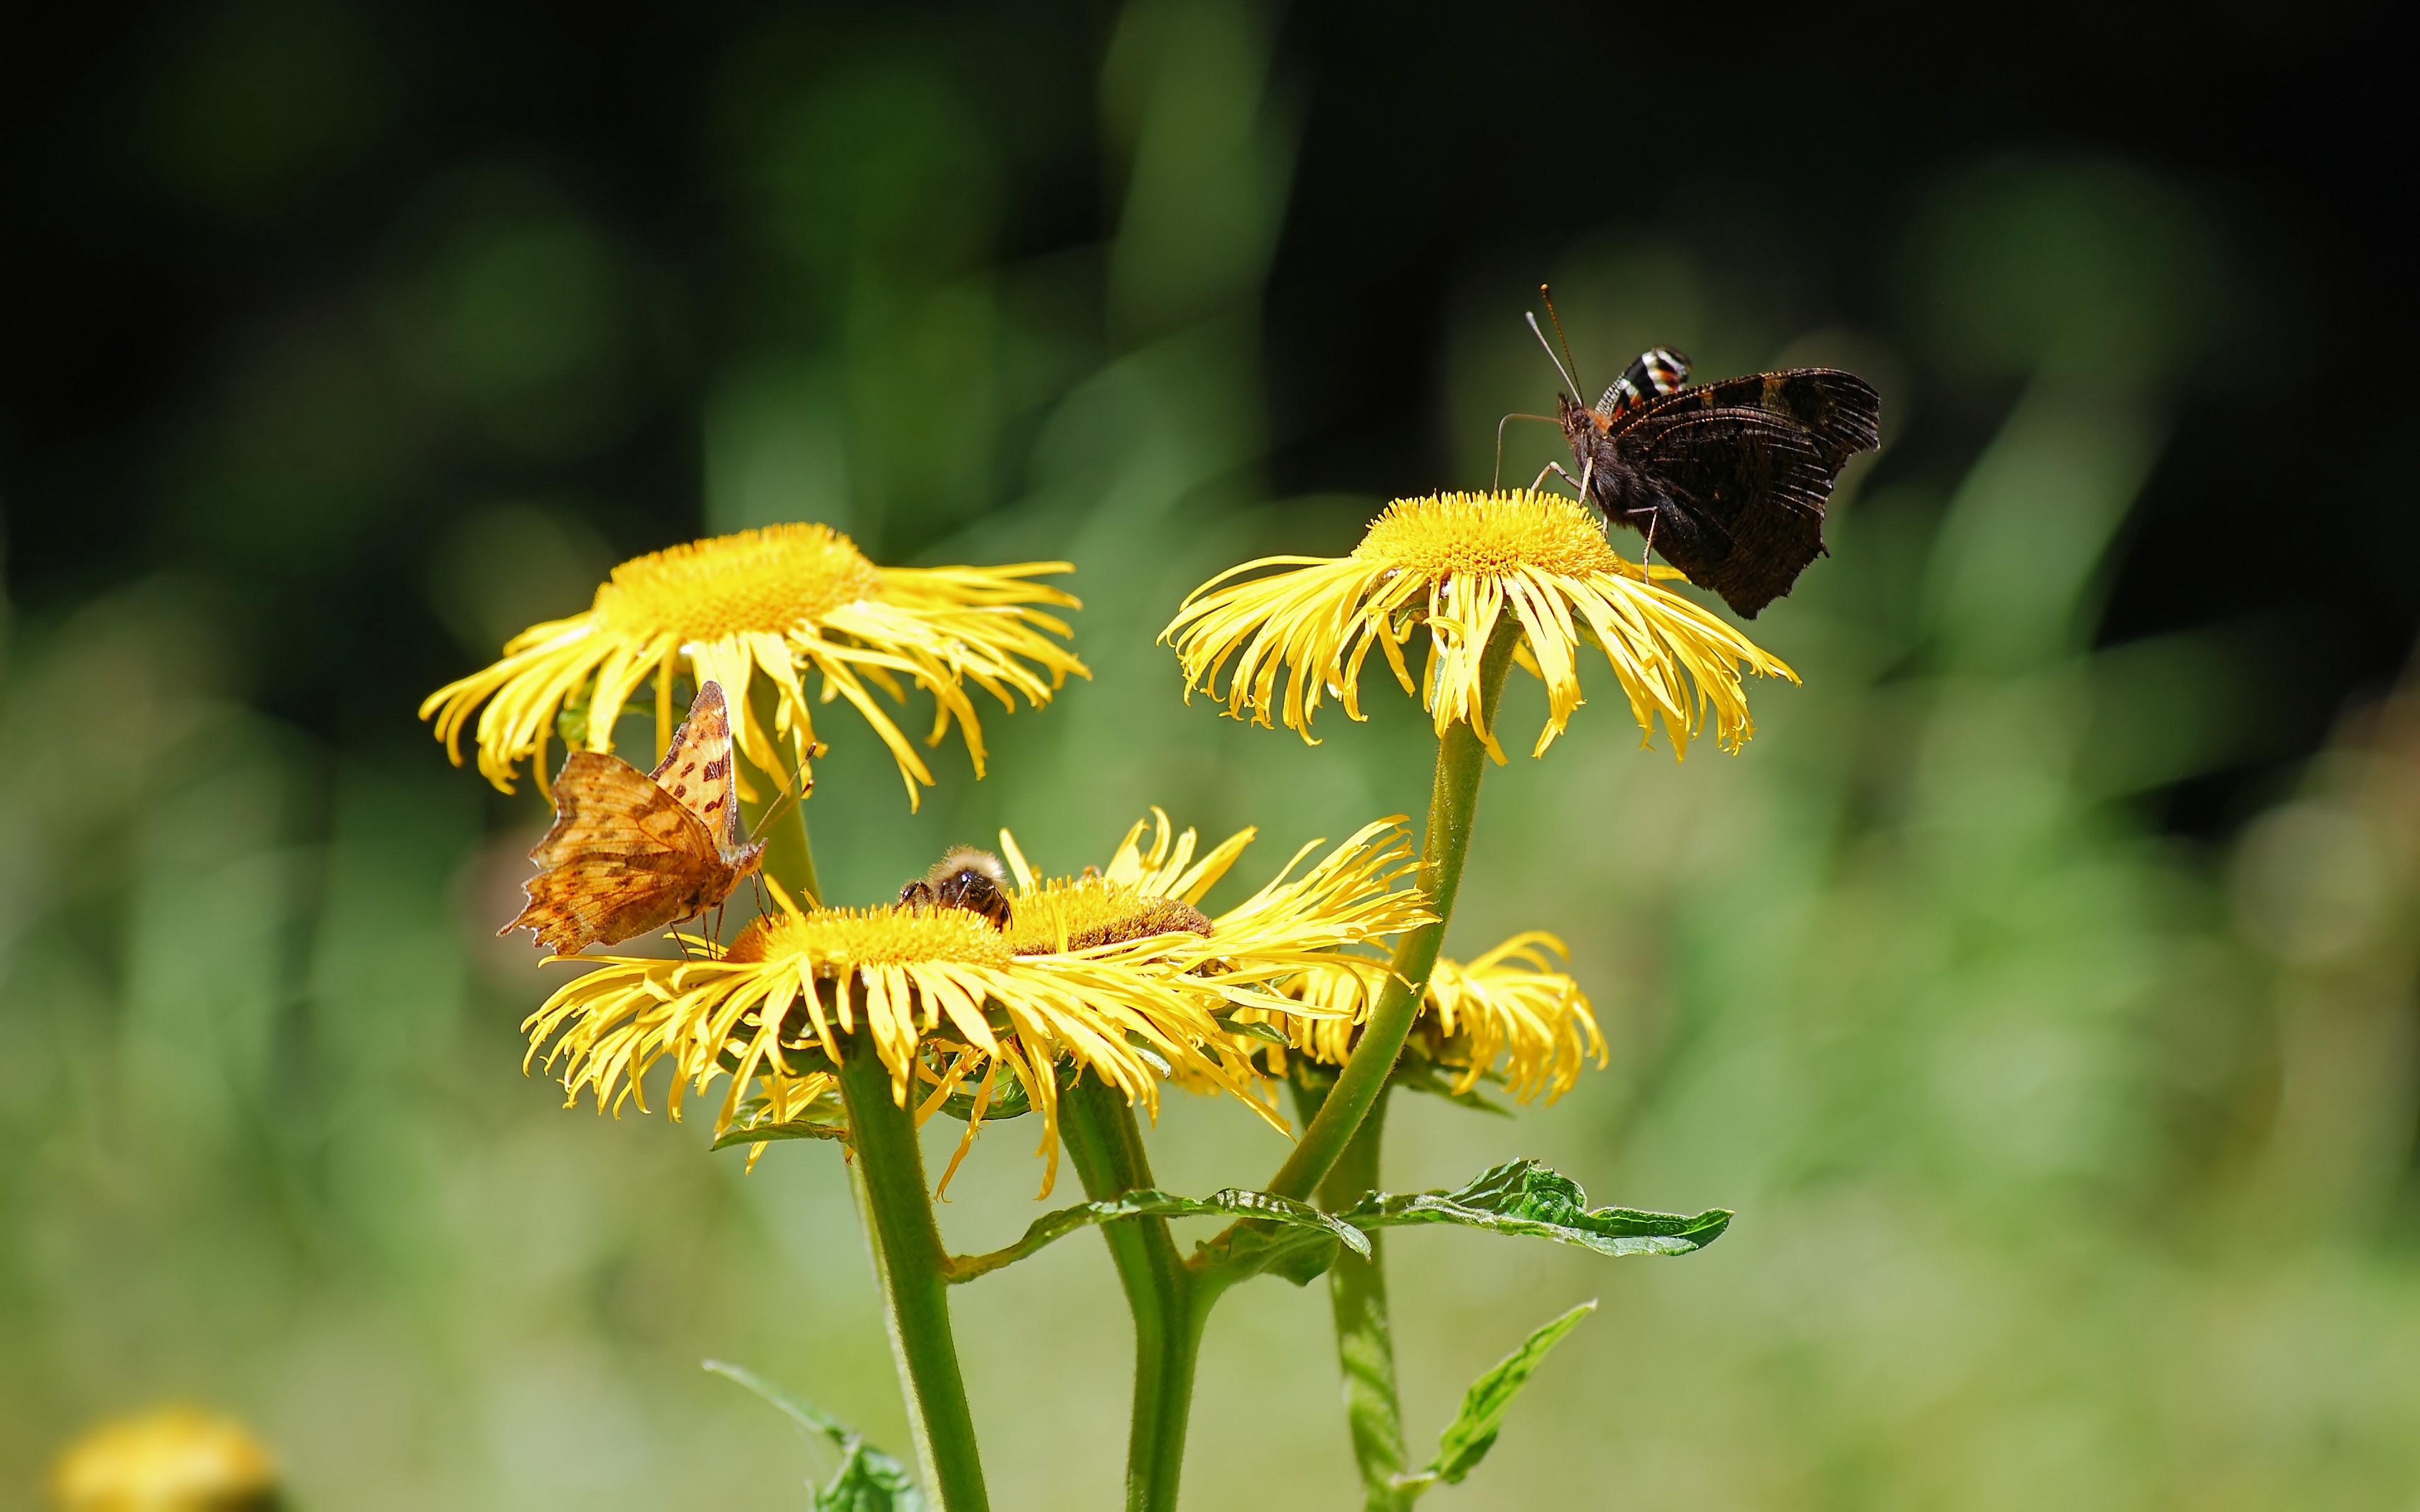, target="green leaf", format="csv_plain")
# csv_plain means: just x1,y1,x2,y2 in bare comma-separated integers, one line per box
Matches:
1394,1301,1596,1497
555,685,593,752
712,1096,850,1150
1340,1159,1731,1258
1194,1219,1342,1288
934,1057,1085,1123
1213,1011,1294,1050
704,1360,926,1512
949,1186,1367,1283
